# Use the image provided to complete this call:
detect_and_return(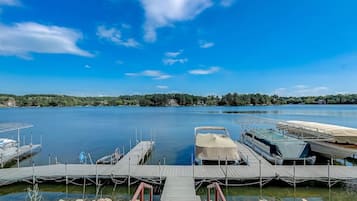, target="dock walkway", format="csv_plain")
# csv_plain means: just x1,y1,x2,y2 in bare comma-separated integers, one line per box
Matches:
161,177,200,201
116,141,153,166
236,142,271,166
0,141,357,187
